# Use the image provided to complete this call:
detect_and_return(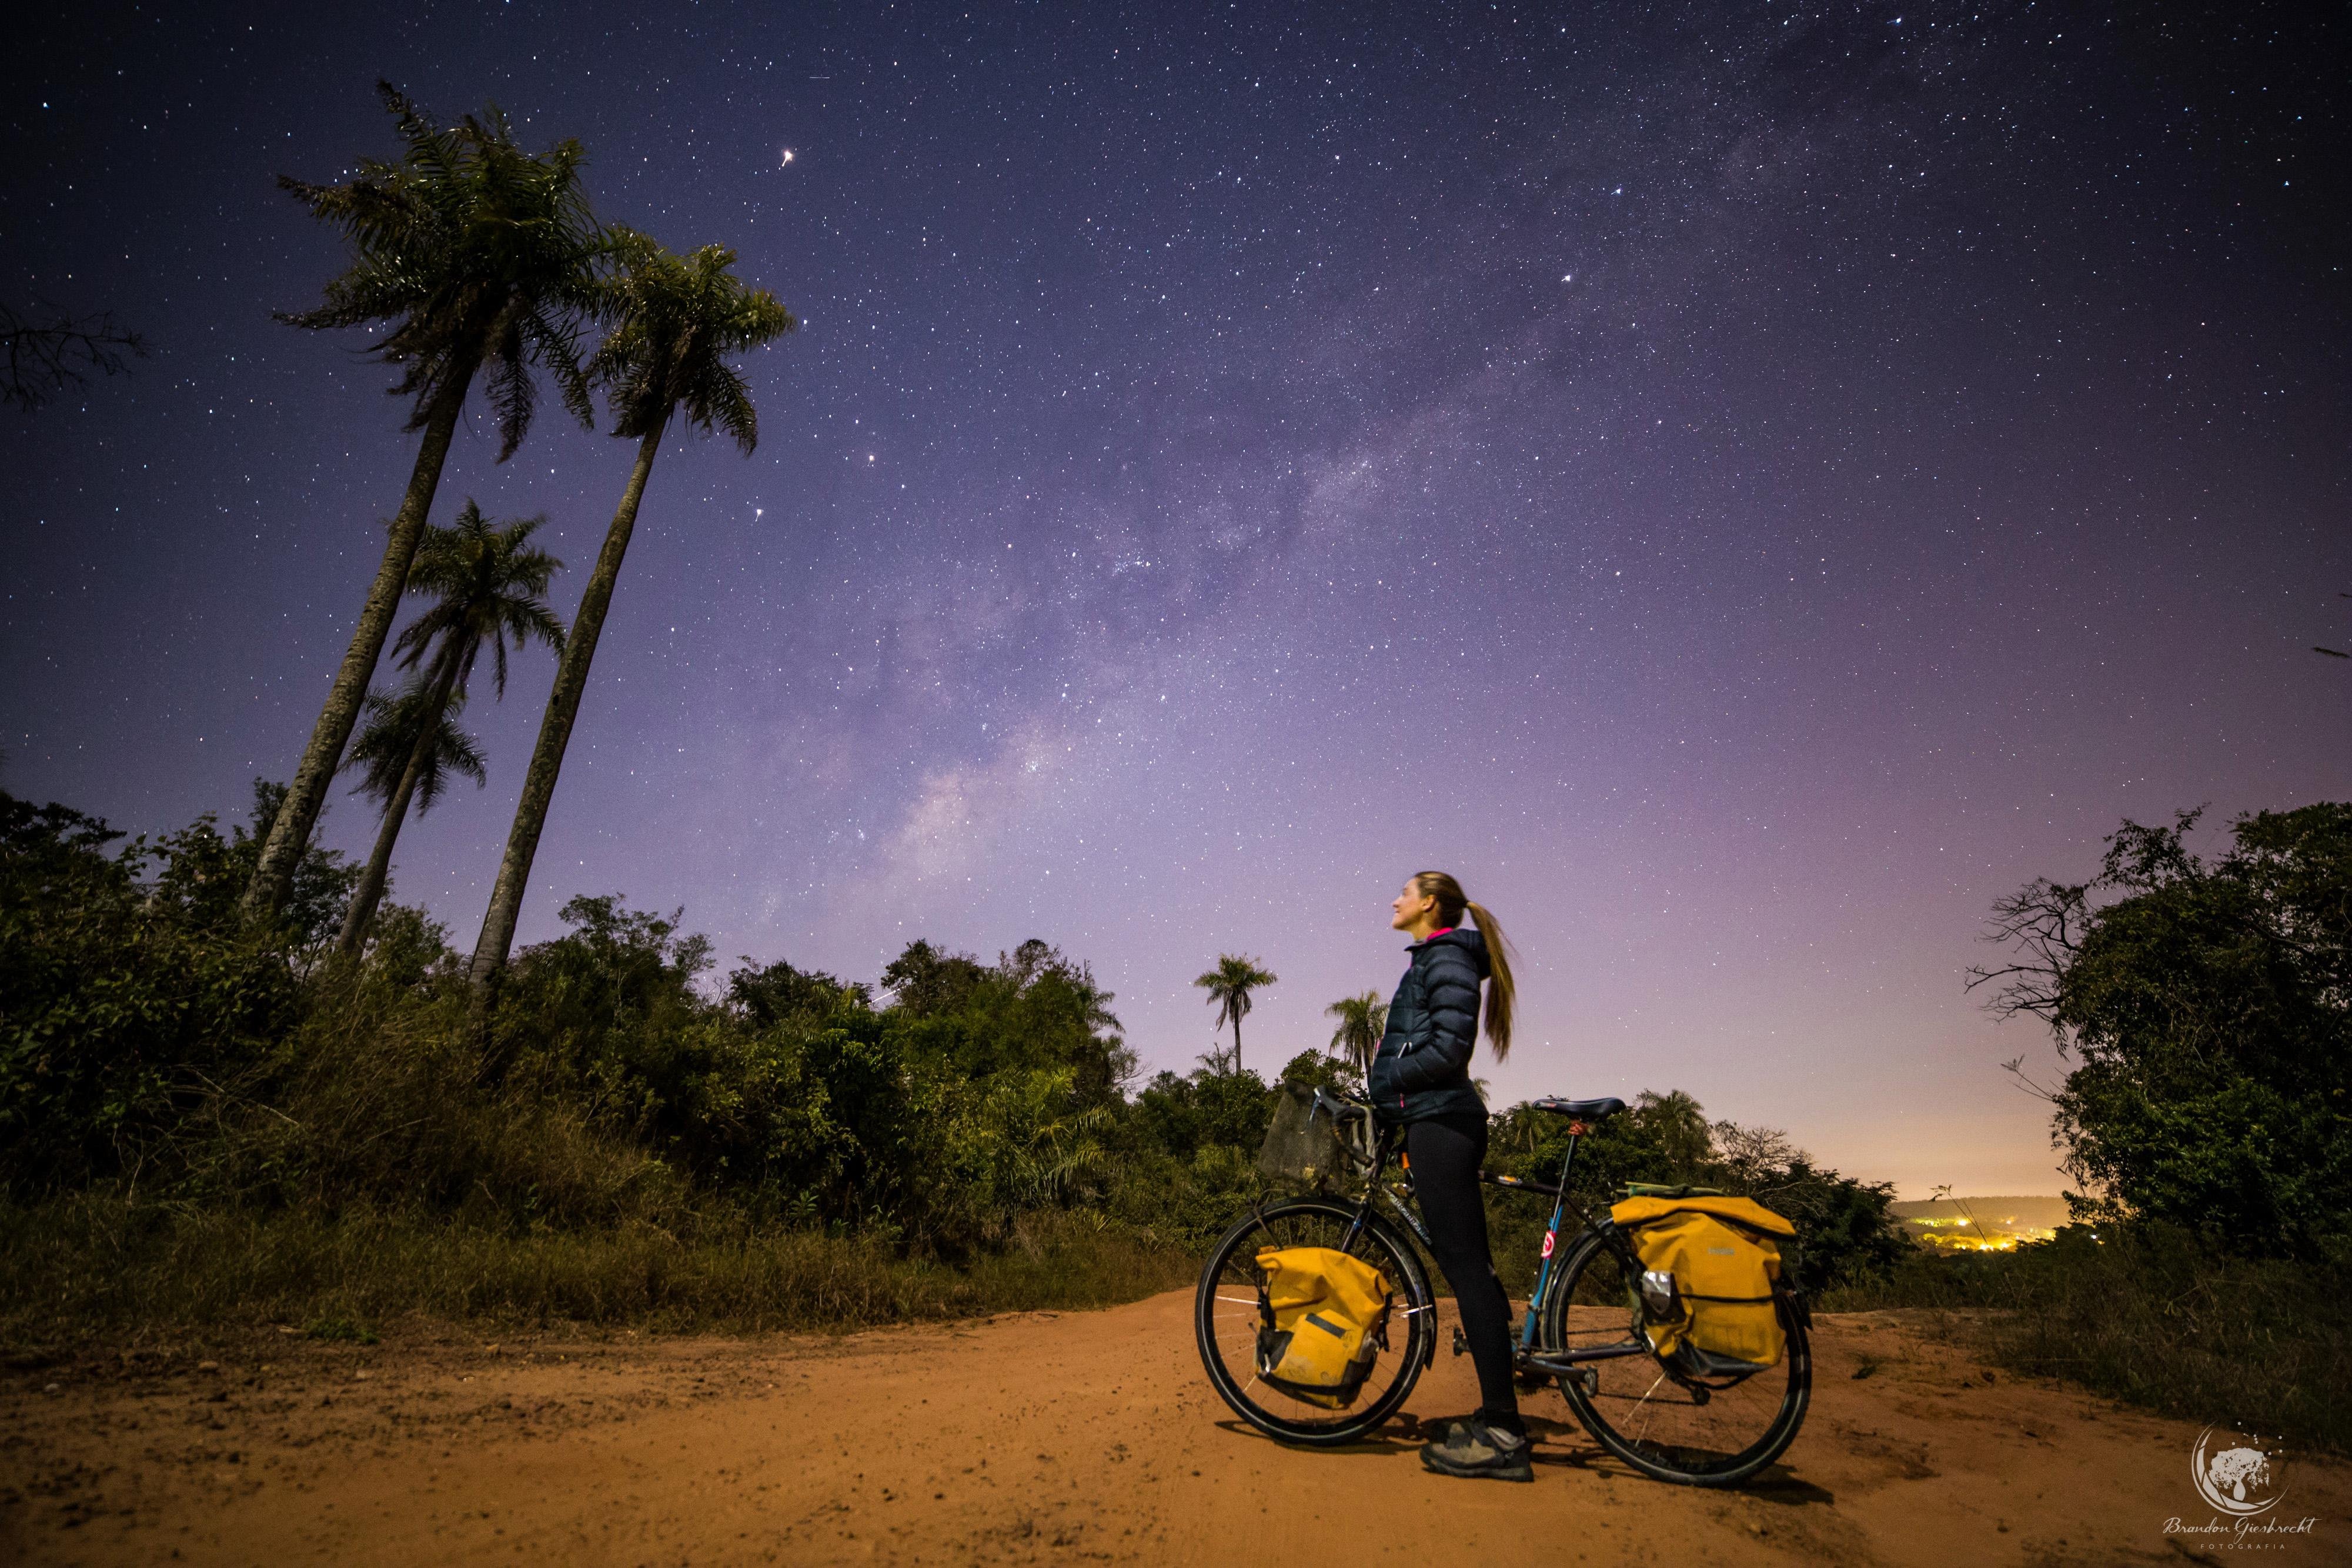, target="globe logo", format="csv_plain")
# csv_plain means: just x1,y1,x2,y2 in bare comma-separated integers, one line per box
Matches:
2190,1425,2286,1517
